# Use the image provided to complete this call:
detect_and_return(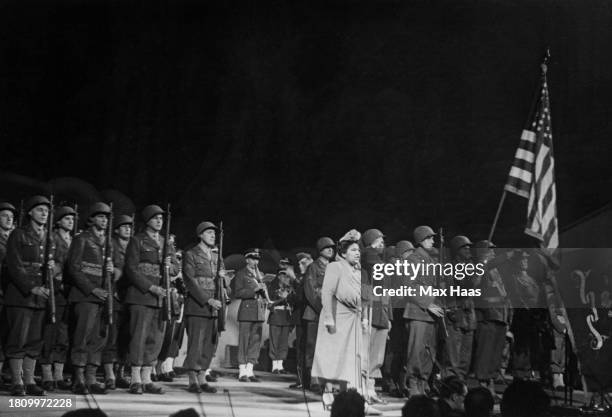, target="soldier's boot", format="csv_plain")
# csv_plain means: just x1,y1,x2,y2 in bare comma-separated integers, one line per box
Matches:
553,373,565,391
72,366,88,394
23,357,45,396
86,365,107,394
278,360,288,374
204,368,217,382
53,362,70,390
141,366,164,394
407,376,419,397
116,364,130,388
129,366,143,394
104,363,116,389
289,366,303,389
197,370,217,393
187,370,201,393
246,363,260,382
238,364,248,382
9,358,25,396
41,364,55,391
